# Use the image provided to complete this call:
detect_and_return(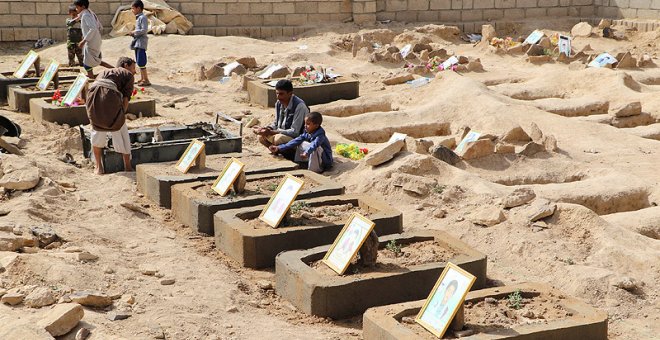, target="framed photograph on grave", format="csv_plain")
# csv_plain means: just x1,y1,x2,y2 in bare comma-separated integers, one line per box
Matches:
415,262,476,338
322,213,375,275
175,139,205,174
258,174,305,228
13,50,39,79
211,158,245,196
36,59,60,91
558,35,571,57
61,74,88,106
523,30,544,45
